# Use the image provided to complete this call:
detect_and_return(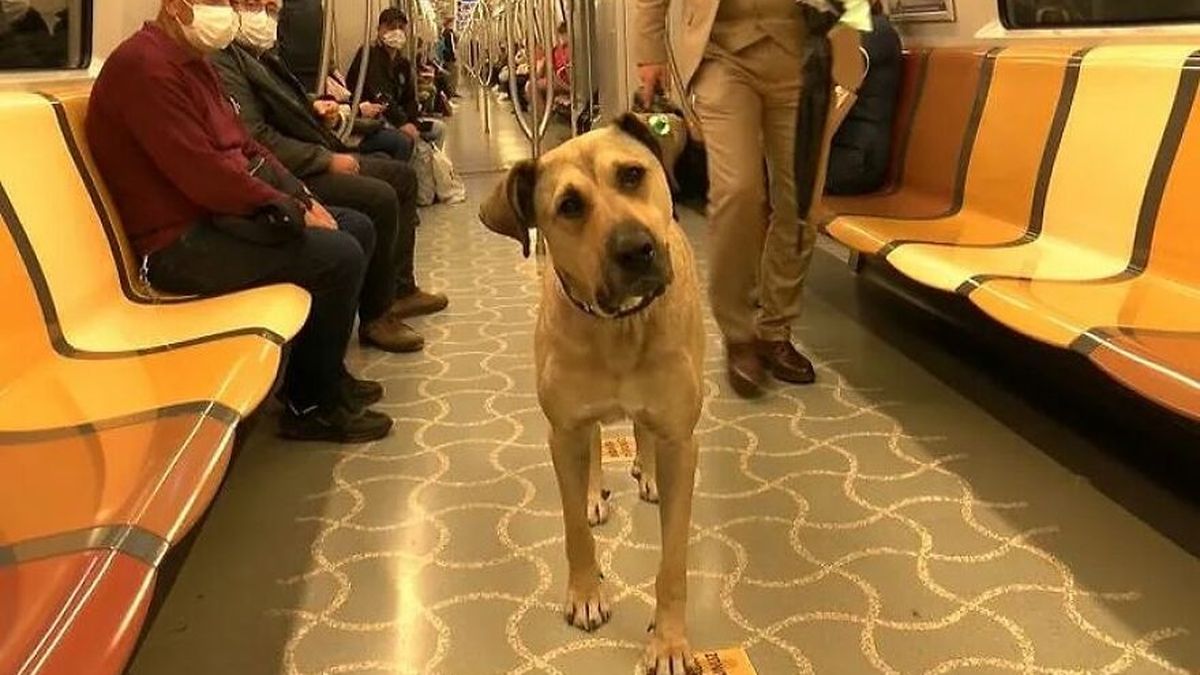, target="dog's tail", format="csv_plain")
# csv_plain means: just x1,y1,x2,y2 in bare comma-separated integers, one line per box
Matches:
794,1,845,247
